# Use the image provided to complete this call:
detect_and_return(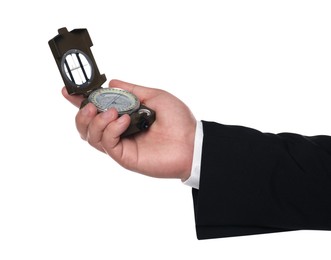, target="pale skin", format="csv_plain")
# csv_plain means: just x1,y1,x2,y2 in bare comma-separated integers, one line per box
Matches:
62,79,196,181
